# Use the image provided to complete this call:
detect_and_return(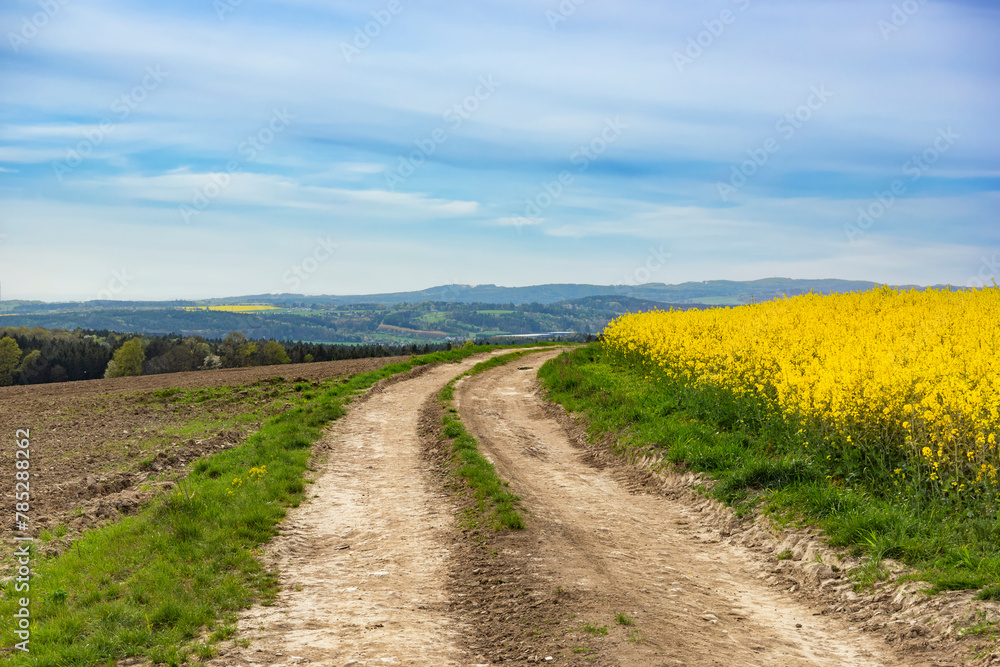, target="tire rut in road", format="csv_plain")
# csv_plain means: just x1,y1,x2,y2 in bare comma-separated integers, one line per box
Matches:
208,359,490,667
